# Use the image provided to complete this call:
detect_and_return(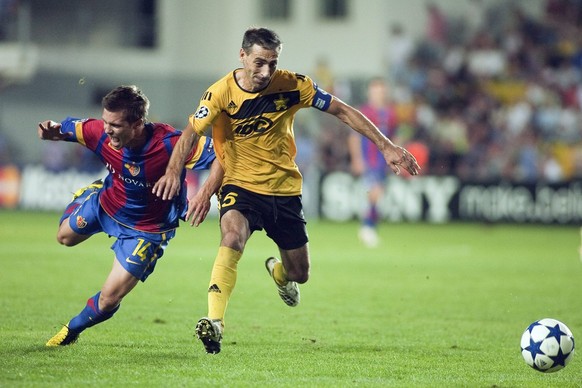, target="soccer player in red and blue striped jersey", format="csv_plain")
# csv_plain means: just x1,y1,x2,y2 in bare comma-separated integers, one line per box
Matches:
39,85,223,346
348,77,398,247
